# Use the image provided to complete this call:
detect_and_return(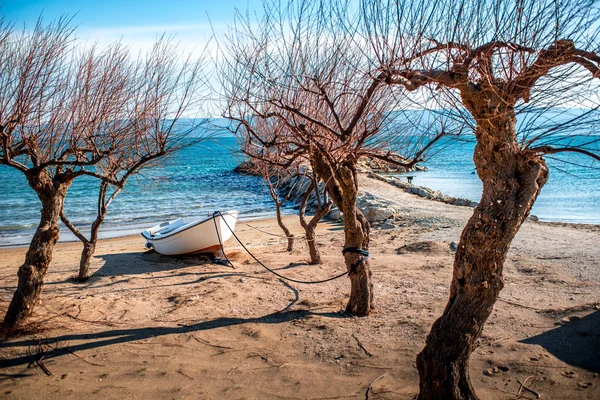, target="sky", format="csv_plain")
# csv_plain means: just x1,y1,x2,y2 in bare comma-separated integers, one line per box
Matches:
2,0,267,116
2,0,263,52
